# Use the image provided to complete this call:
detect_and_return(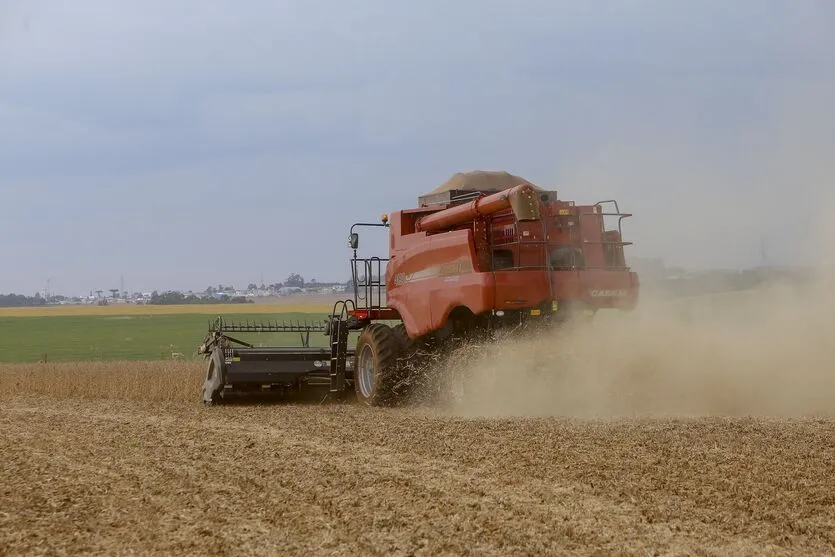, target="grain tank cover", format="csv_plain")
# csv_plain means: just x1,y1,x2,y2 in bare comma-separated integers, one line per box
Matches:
419,170,539,207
